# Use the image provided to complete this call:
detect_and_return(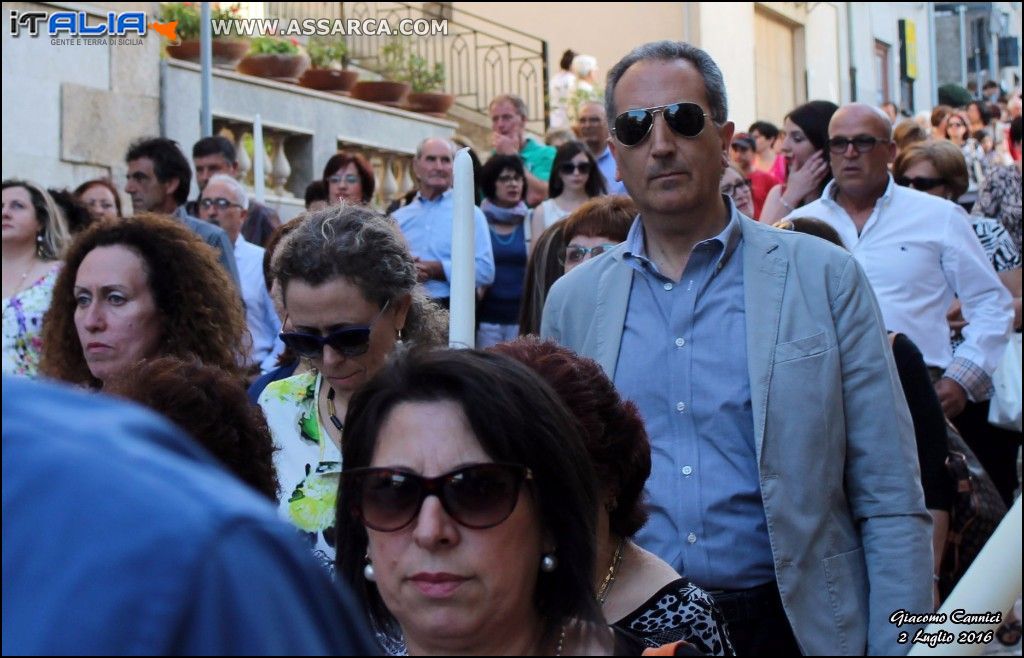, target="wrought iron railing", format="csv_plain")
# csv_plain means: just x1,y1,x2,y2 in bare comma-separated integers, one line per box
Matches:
262,2,550,134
